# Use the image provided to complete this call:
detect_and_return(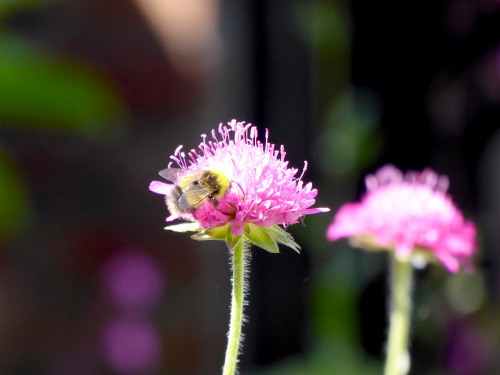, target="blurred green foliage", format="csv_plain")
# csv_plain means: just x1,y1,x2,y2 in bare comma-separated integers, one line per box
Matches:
0,0,125,237
295,1,382,177
0,150,29,239
0,0,57,20
318,90,383,176
294,0,350,109
294,0,349,59
0,31,125,137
